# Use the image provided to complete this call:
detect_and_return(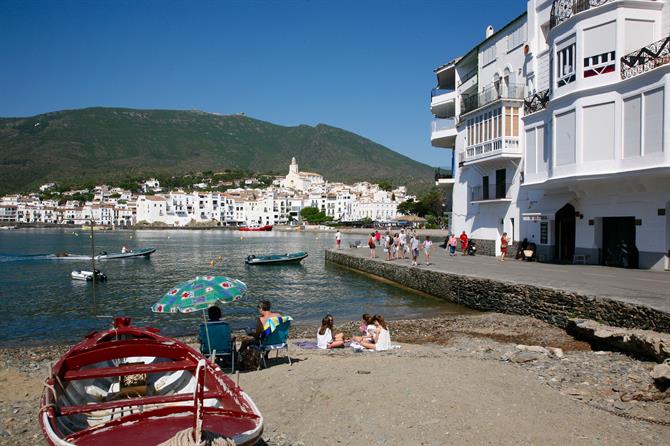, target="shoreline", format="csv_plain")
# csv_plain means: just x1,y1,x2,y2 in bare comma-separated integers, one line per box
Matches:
2,312,669,445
